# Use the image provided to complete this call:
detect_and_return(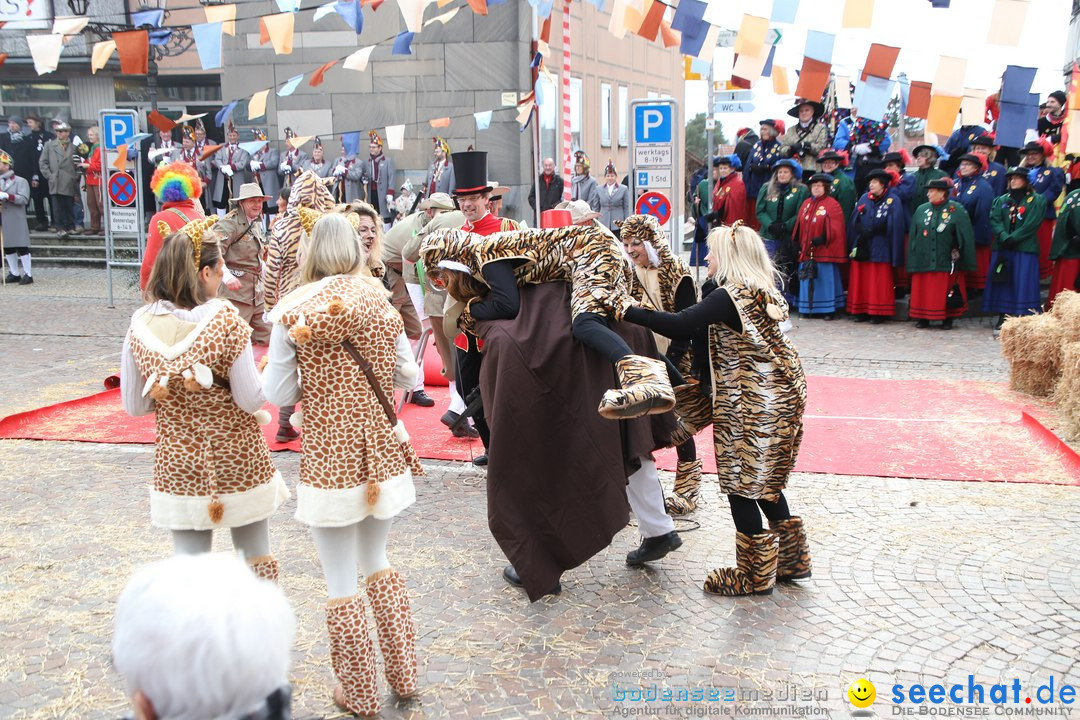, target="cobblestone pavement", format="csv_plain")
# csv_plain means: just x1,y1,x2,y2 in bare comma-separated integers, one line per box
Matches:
1,269,1076,720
